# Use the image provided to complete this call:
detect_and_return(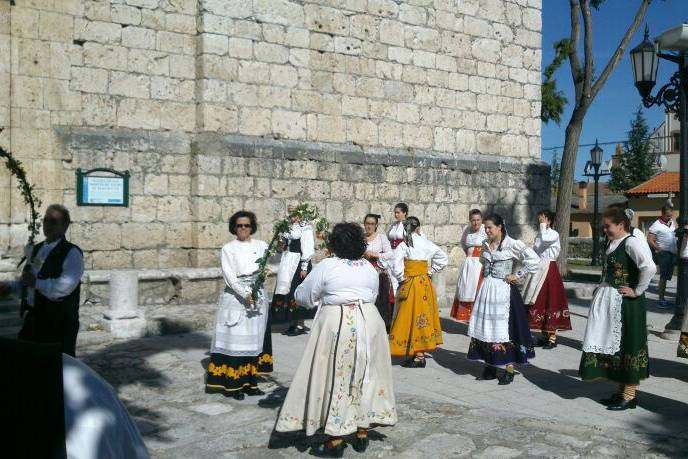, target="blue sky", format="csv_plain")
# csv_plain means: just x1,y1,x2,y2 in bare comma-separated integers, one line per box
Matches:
541,0,687,179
